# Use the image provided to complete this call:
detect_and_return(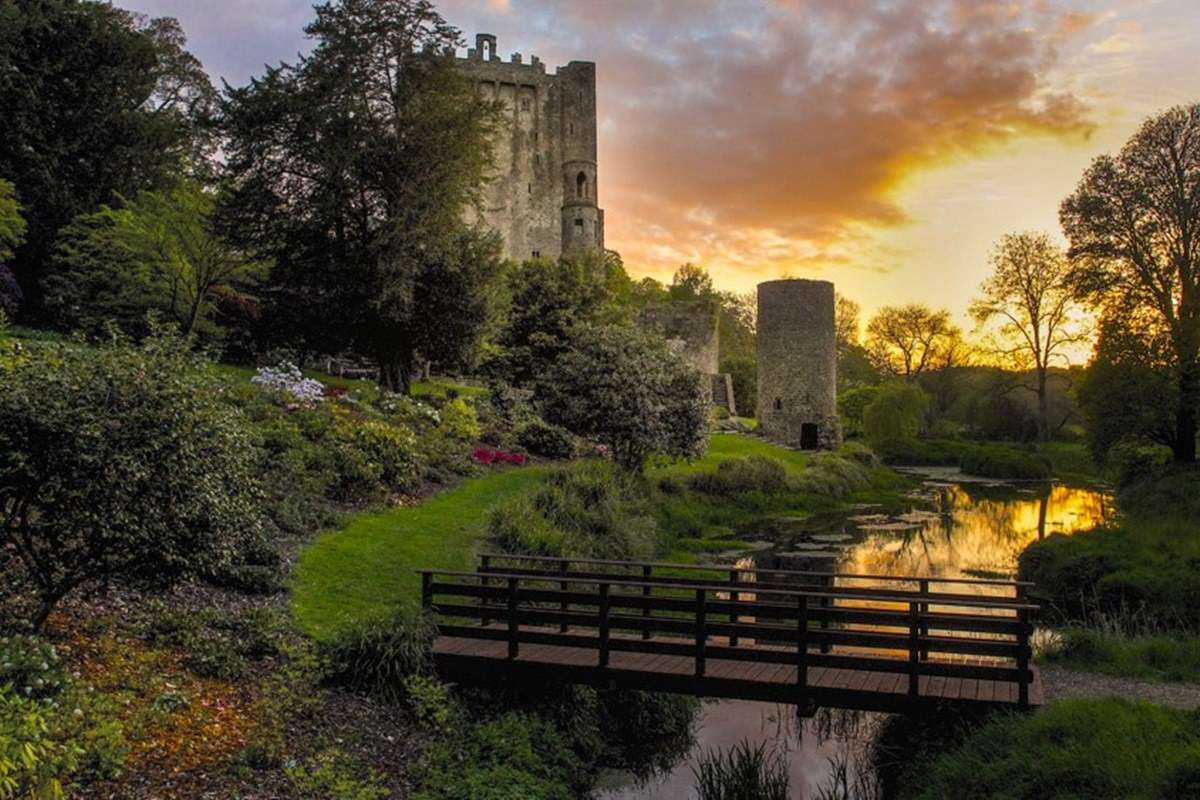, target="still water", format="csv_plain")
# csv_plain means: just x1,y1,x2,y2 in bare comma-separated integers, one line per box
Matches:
598,476,1112,800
